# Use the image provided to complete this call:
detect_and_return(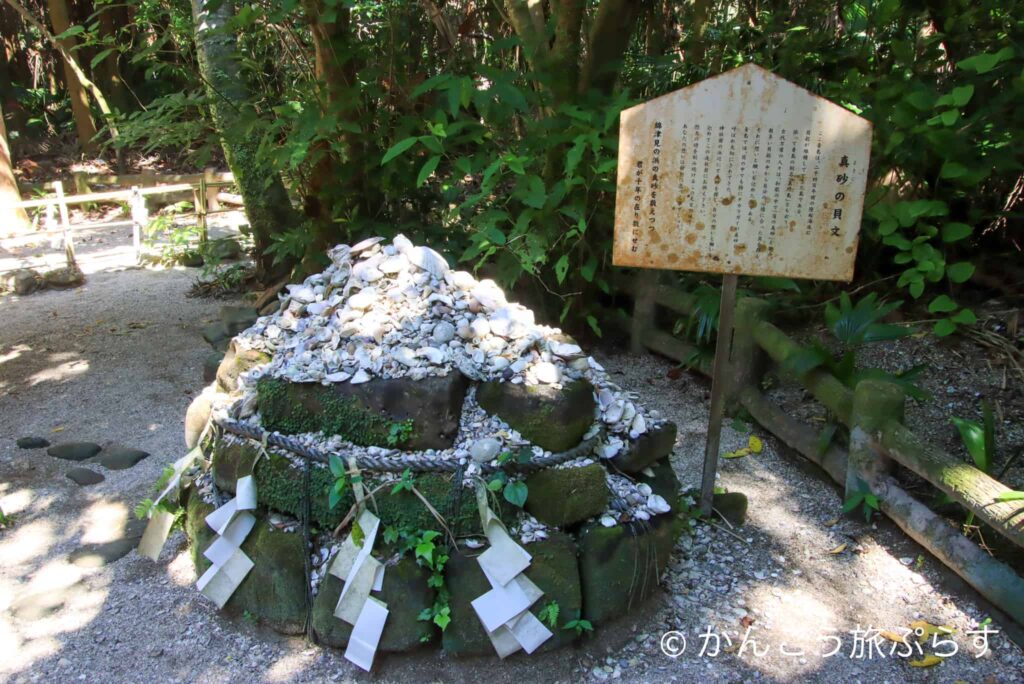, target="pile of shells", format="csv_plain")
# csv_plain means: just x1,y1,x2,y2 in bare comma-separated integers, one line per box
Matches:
211,235,677,530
